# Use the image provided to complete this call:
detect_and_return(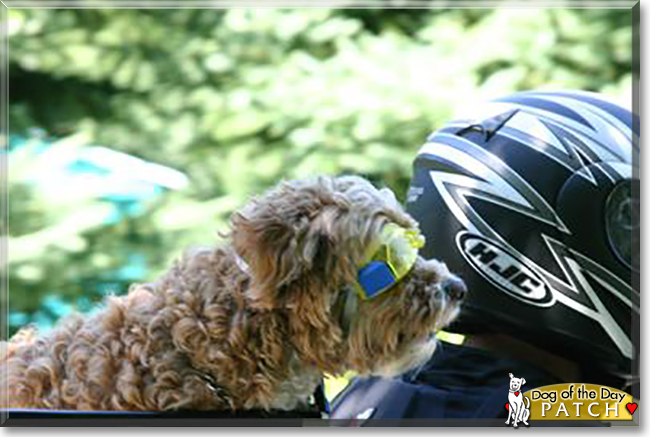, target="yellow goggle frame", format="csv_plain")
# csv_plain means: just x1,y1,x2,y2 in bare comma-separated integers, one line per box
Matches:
354,223,425,299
